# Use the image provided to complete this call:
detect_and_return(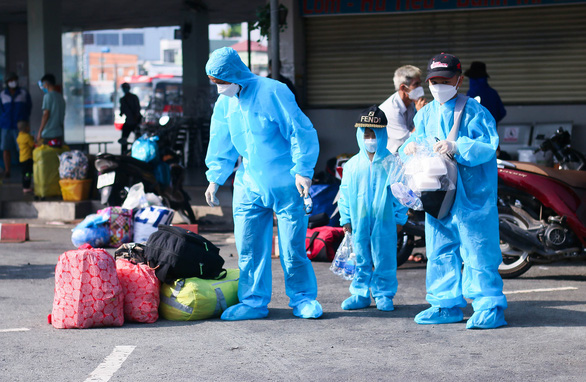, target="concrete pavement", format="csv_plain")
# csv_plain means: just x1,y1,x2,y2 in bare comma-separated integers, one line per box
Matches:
1,222,586,381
